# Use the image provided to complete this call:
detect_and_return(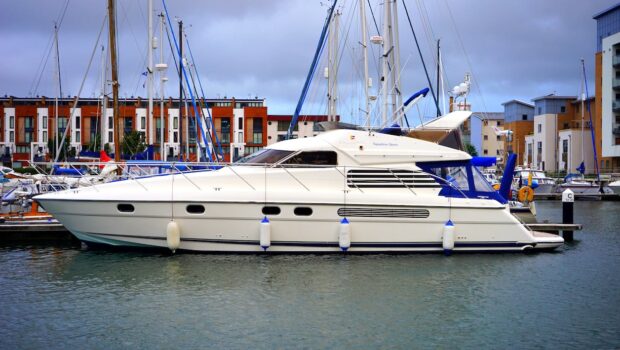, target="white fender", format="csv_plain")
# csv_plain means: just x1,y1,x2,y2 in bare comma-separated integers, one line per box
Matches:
260,216,271,251
442,220,455,256
166,220,181,253
339,218,351,252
